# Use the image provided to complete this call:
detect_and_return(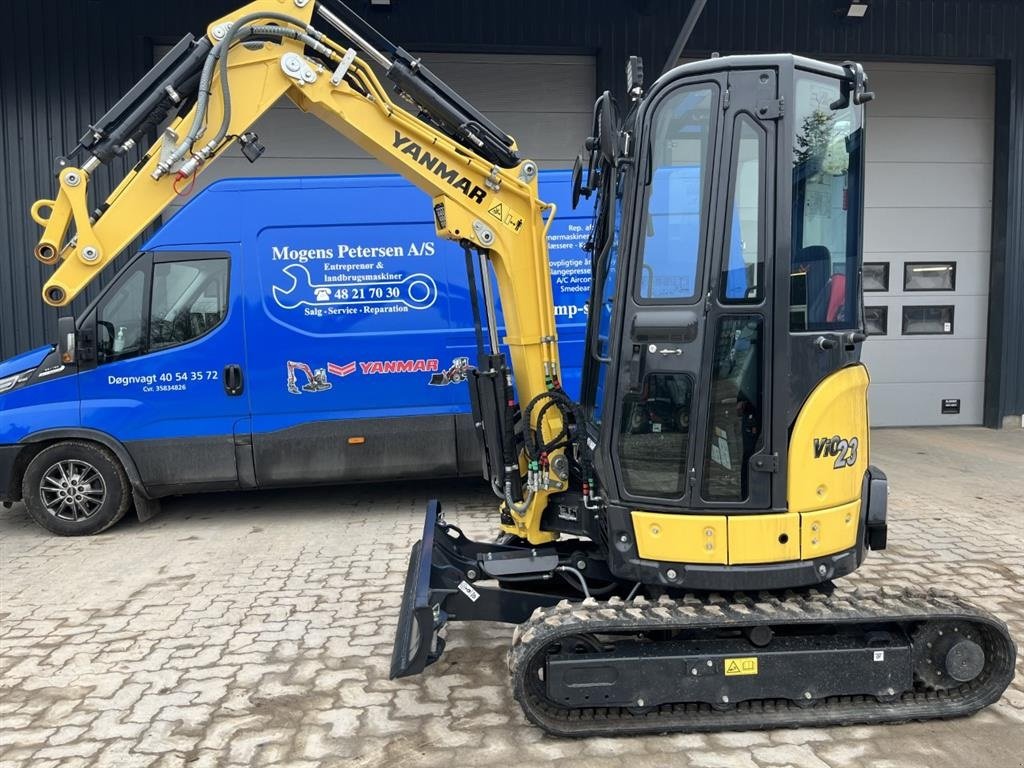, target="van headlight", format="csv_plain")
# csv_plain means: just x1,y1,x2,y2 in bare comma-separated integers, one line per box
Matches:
0,370,32,393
